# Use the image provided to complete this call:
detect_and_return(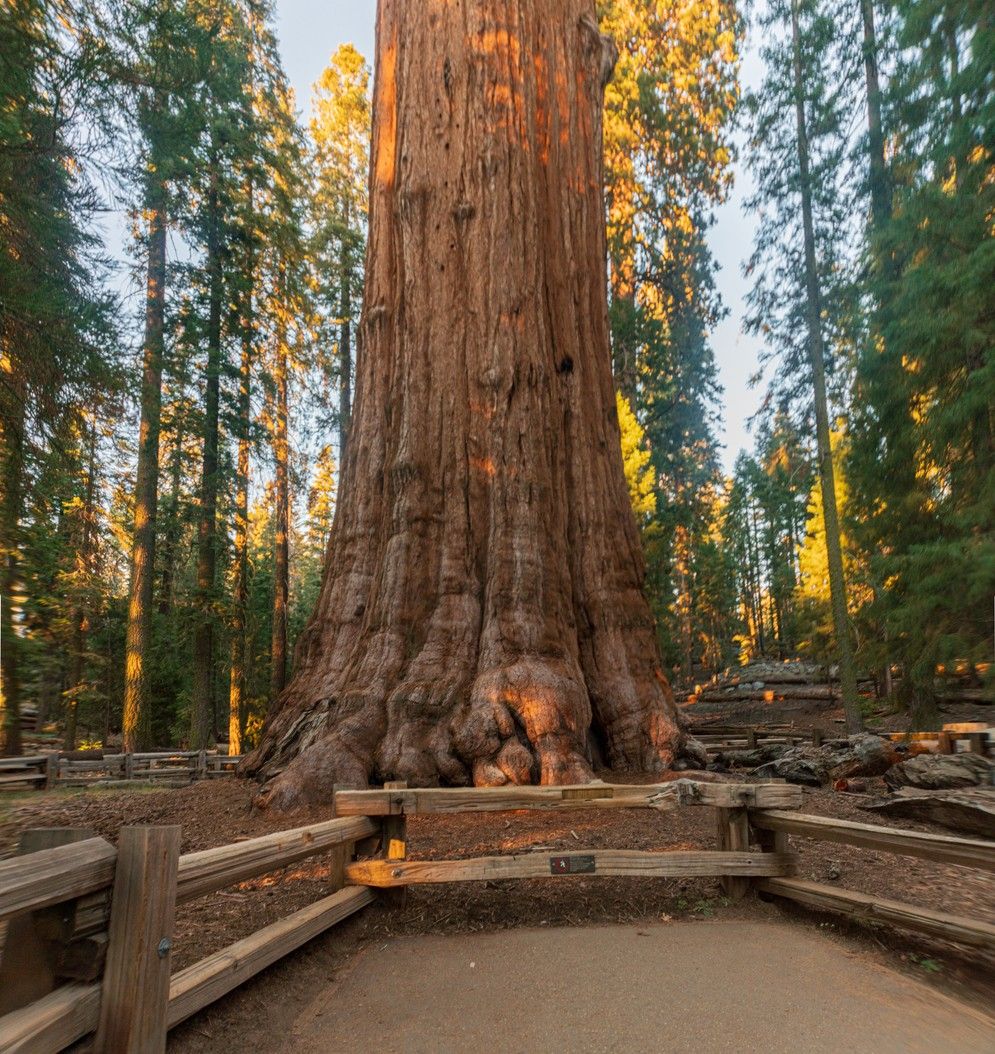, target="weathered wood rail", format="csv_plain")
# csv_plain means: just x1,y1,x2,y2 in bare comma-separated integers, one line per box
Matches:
1,776,992,1052
0,815,375,1052
0,751,243,792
